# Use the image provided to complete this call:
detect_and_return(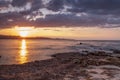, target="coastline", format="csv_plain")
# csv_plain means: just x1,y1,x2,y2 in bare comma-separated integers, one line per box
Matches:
0,51,120,80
